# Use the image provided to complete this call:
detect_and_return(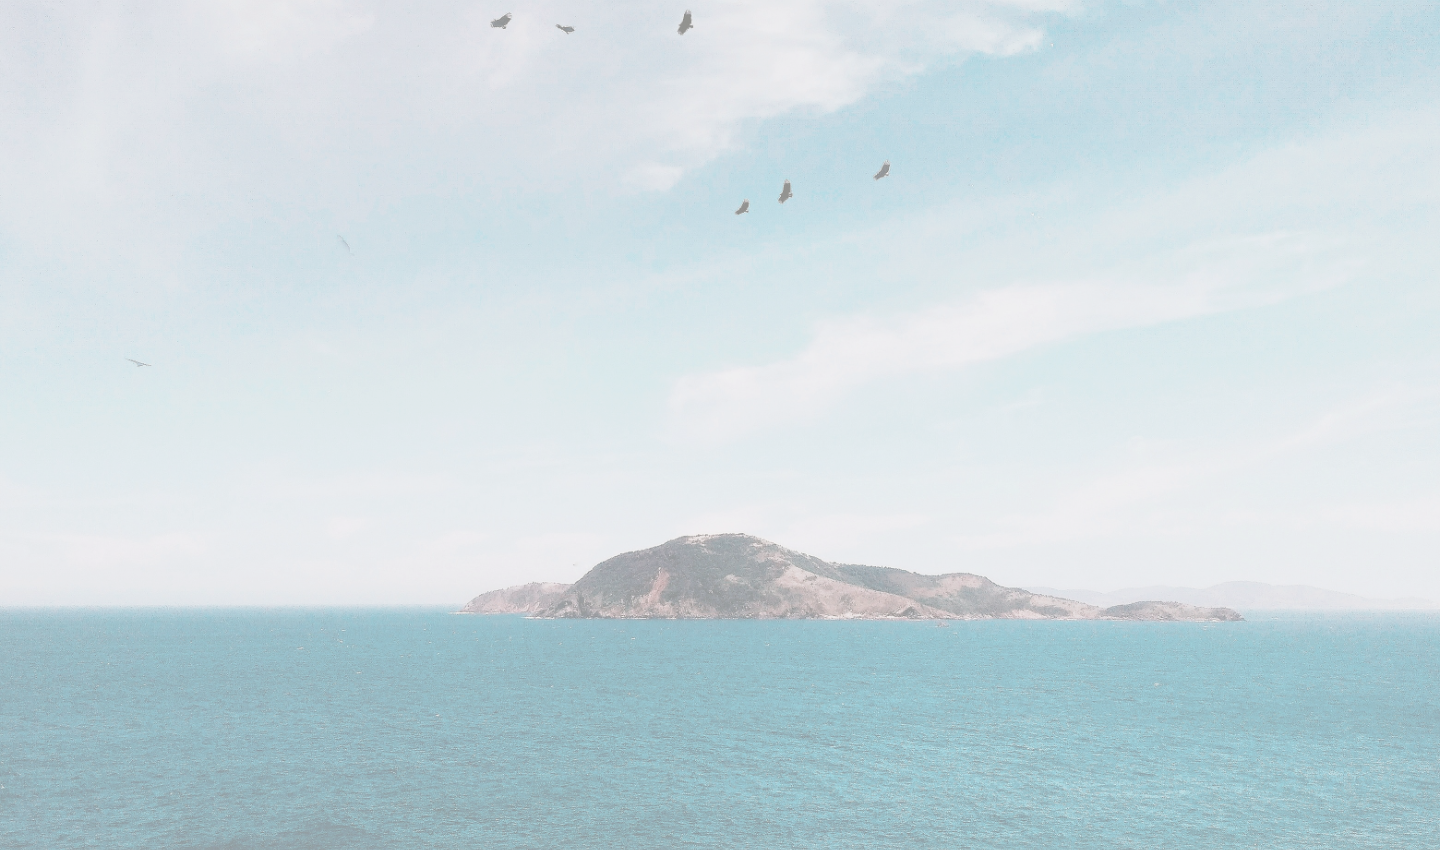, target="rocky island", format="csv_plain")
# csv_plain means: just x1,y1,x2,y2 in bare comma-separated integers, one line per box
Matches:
462,534,1243,622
